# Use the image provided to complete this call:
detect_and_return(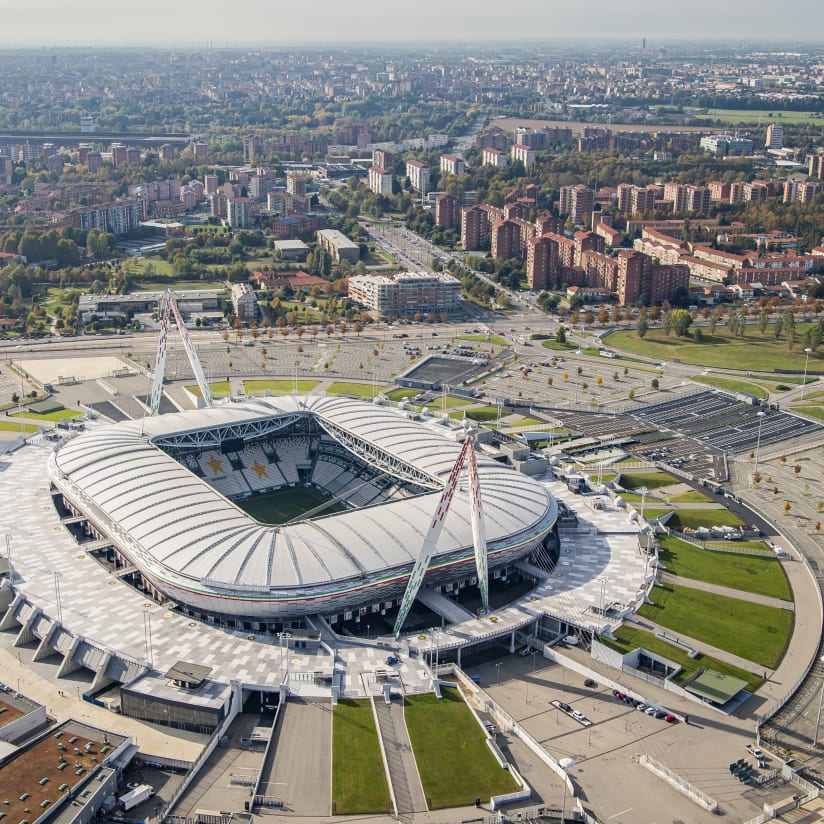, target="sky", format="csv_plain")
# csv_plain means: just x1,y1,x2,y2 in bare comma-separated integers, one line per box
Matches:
1,0,821,47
